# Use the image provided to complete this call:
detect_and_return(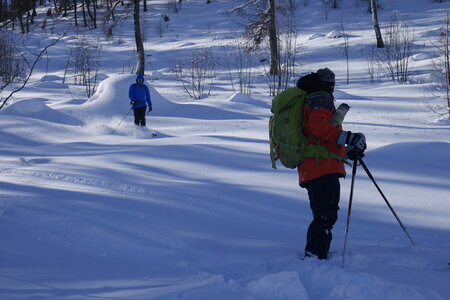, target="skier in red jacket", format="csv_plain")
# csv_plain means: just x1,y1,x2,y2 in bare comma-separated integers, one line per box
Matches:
297,68,366,259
